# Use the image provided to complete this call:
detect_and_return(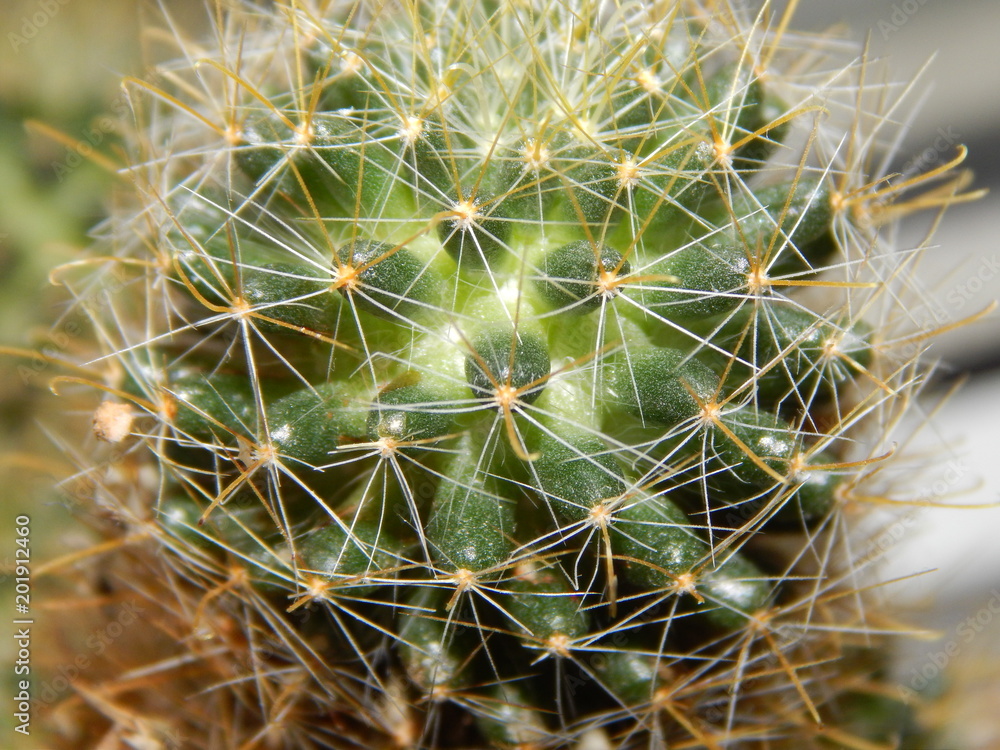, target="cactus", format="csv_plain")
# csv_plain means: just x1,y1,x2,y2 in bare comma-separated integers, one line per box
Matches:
37,0,985,747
